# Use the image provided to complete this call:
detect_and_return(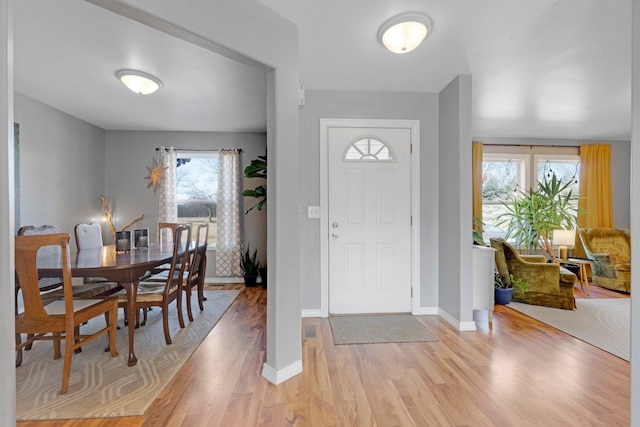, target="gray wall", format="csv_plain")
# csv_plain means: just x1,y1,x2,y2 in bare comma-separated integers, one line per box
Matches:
631,0,639,423
478,136,631,229
104,130,267,278
438,75,474,324
298,90,440,311
14,93,106,236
